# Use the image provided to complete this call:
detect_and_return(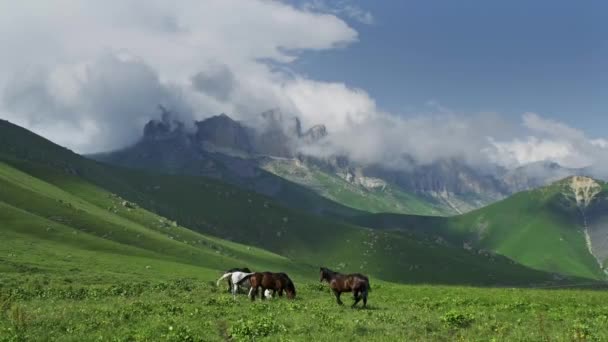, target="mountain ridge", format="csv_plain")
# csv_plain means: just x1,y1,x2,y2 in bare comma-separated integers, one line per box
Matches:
92,110,587,217
353,175,608,280
0,118,572,286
